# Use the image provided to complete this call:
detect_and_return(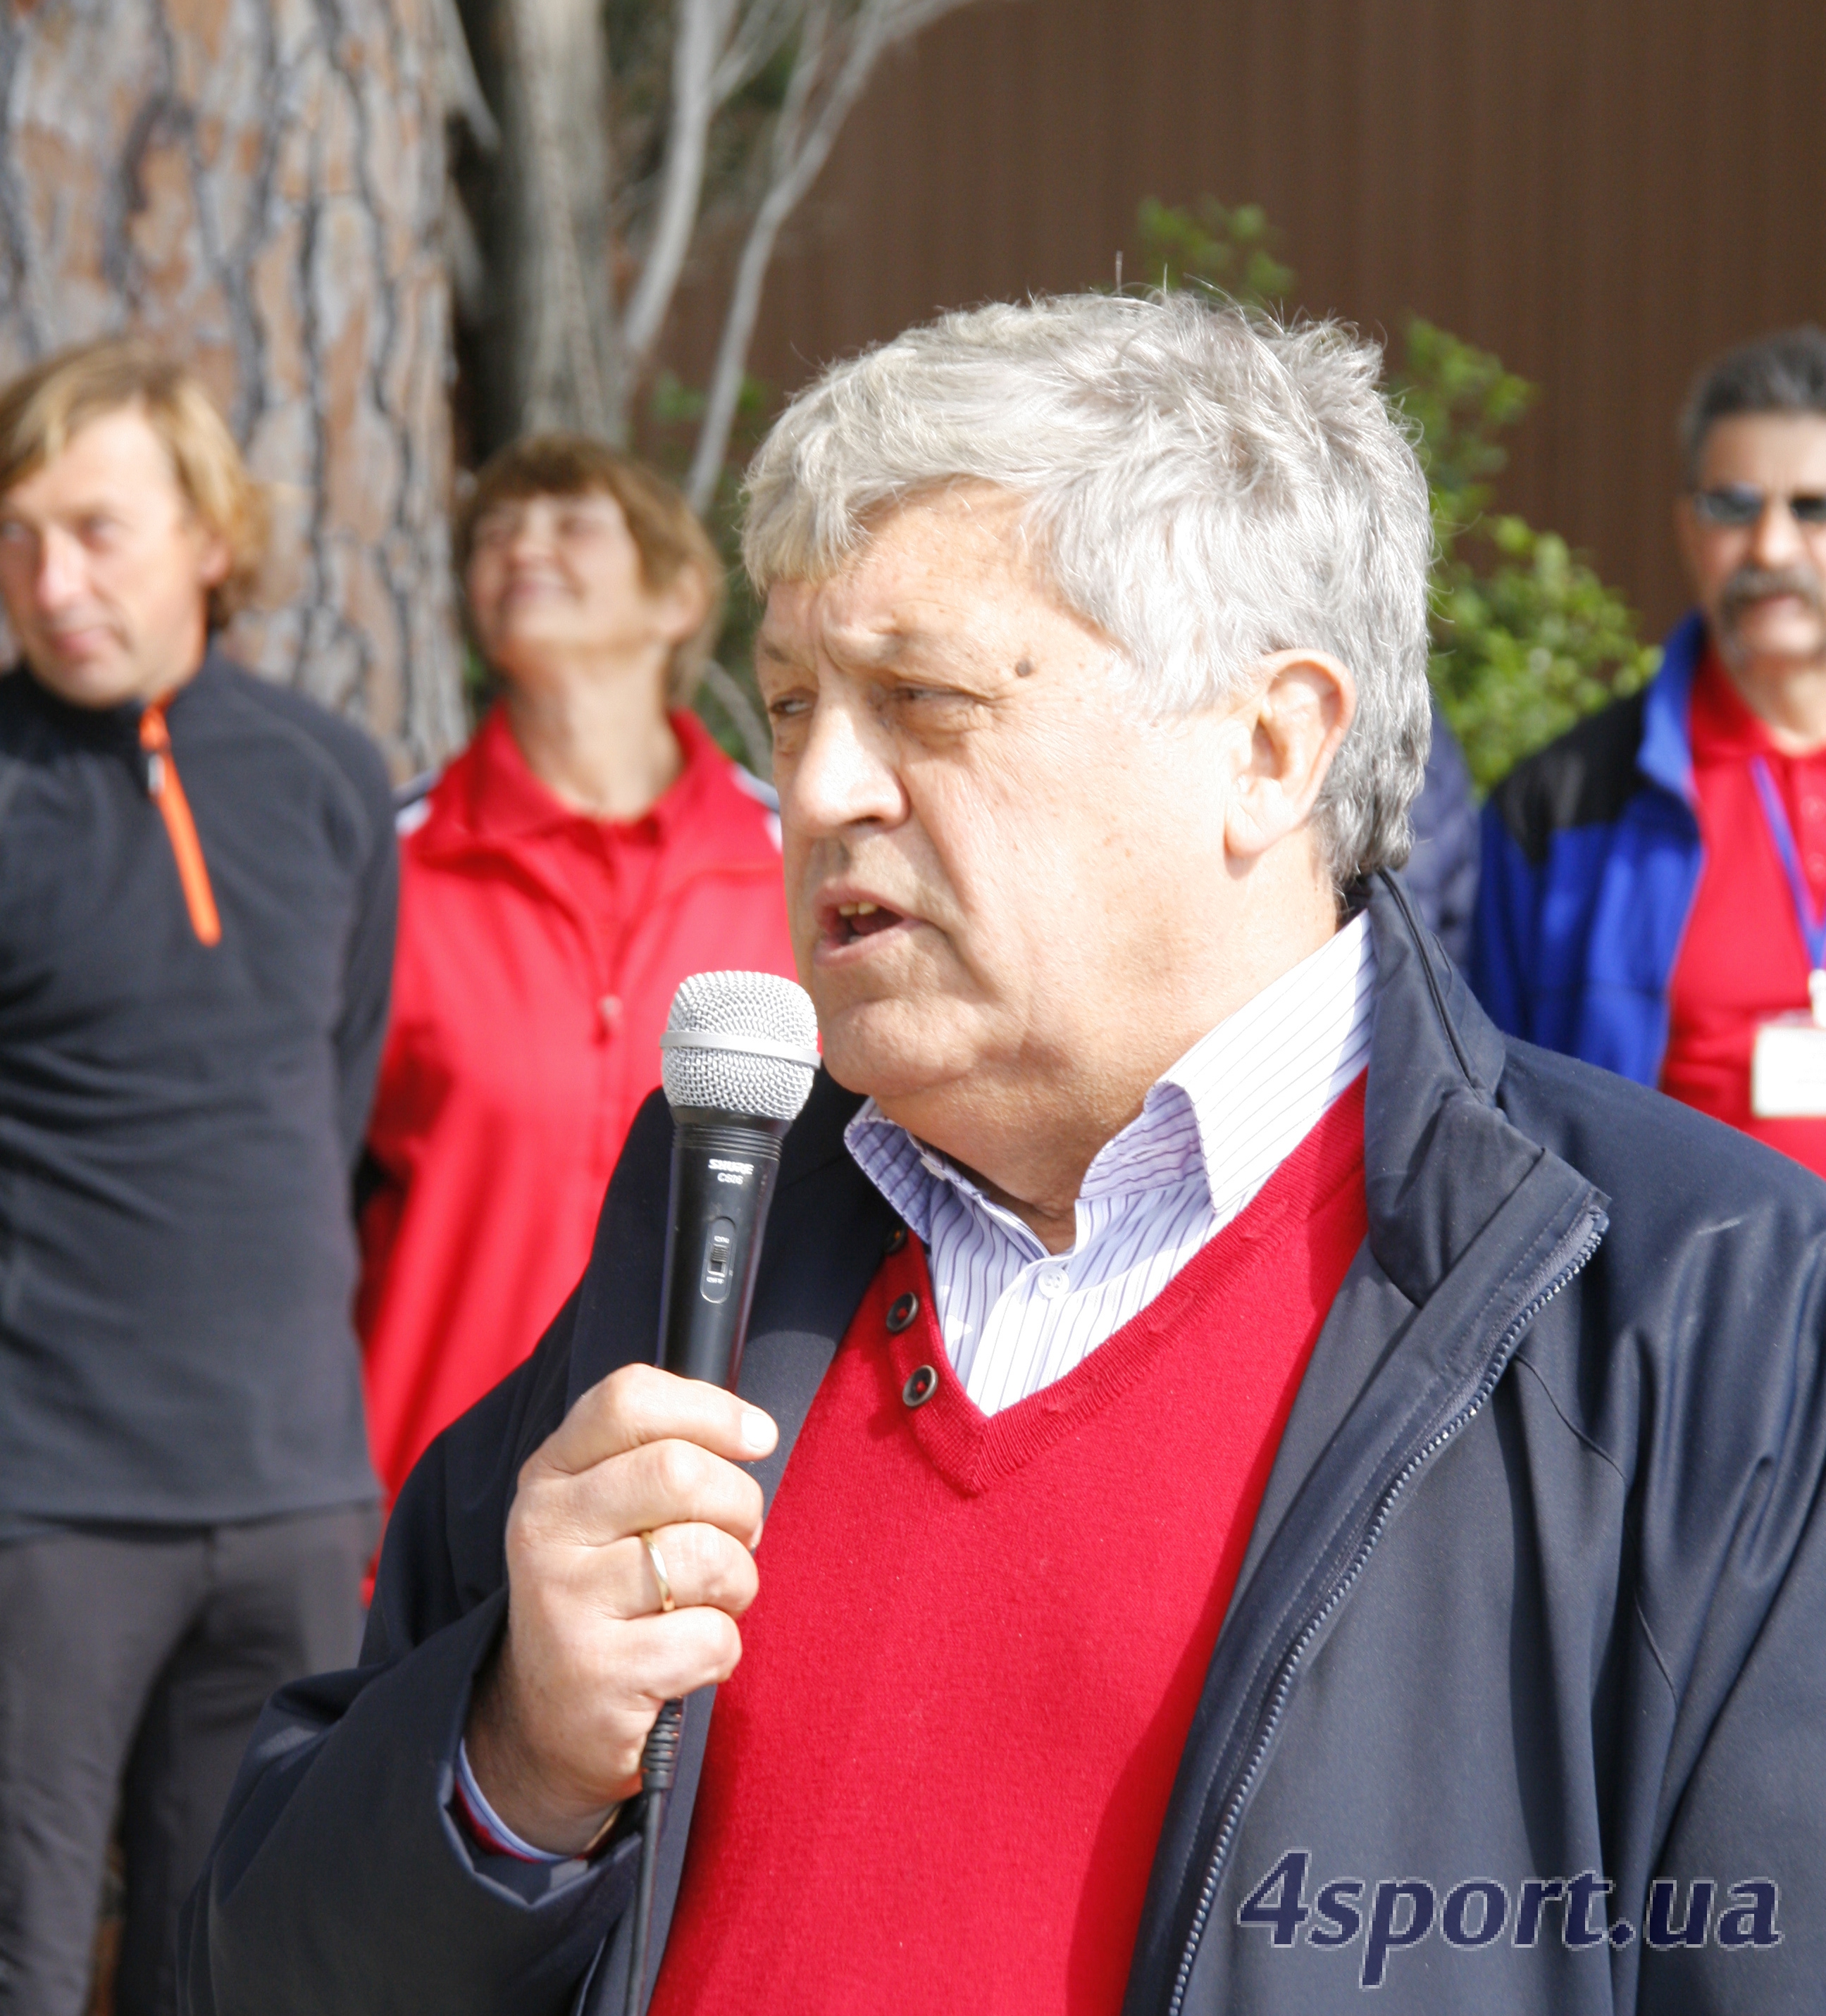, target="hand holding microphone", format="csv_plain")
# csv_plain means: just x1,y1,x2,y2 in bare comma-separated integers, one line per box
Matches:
464,1364,775,1853
464,973,818,1860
